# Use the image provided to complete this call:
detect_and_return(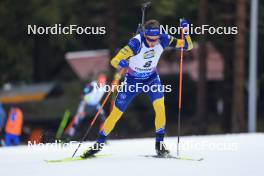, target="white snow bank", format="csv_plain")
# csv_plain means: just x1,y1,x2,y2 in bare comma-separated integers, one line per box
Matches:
0,133,263,176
